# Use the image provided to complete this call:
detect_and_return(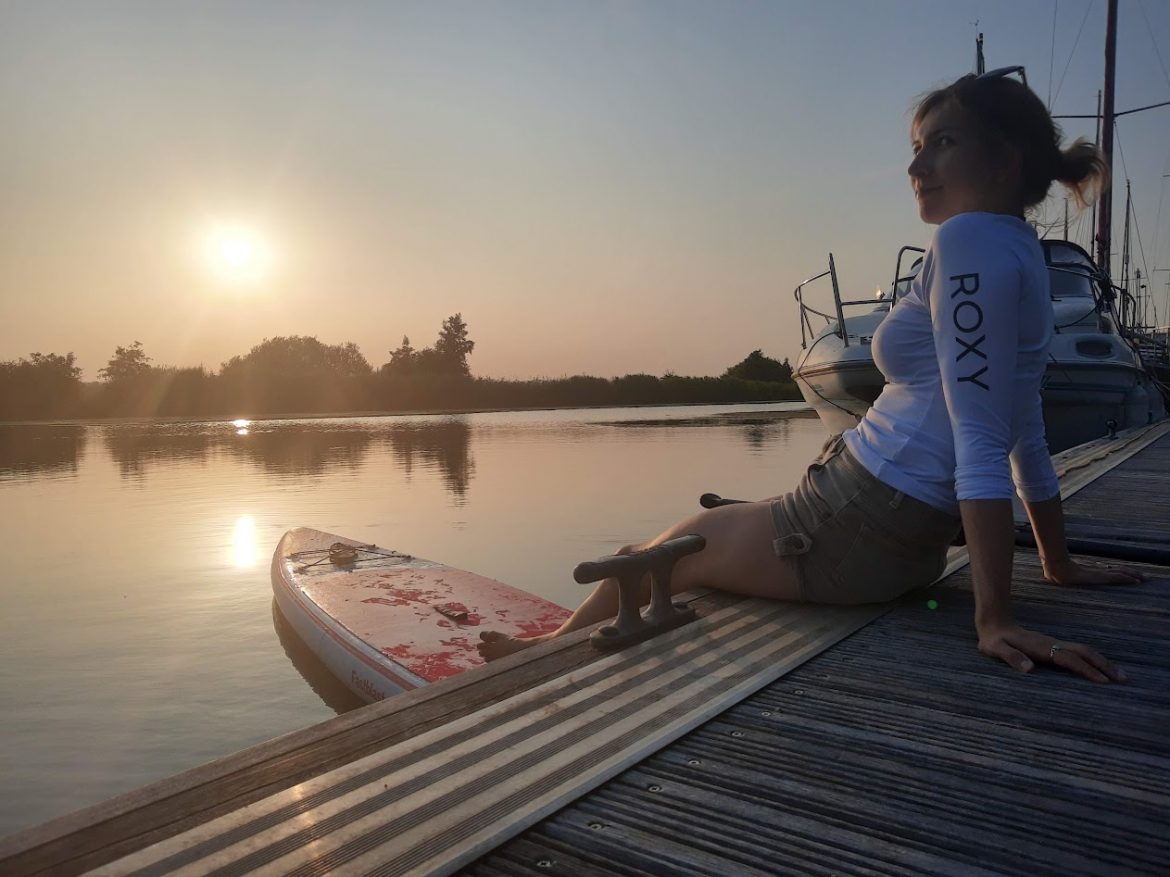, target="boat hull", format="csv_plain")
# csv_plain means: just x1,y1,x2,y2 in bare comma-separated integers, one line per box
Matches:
793,360,874,436
795,330,1165,453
